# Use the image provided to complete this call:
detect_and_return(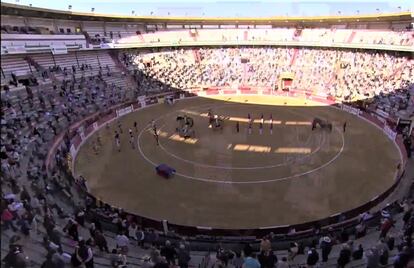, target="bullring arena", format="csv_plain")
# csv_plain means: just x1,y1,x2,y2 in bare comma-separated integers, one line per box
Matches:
74,94,401,229
1,2,414,267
